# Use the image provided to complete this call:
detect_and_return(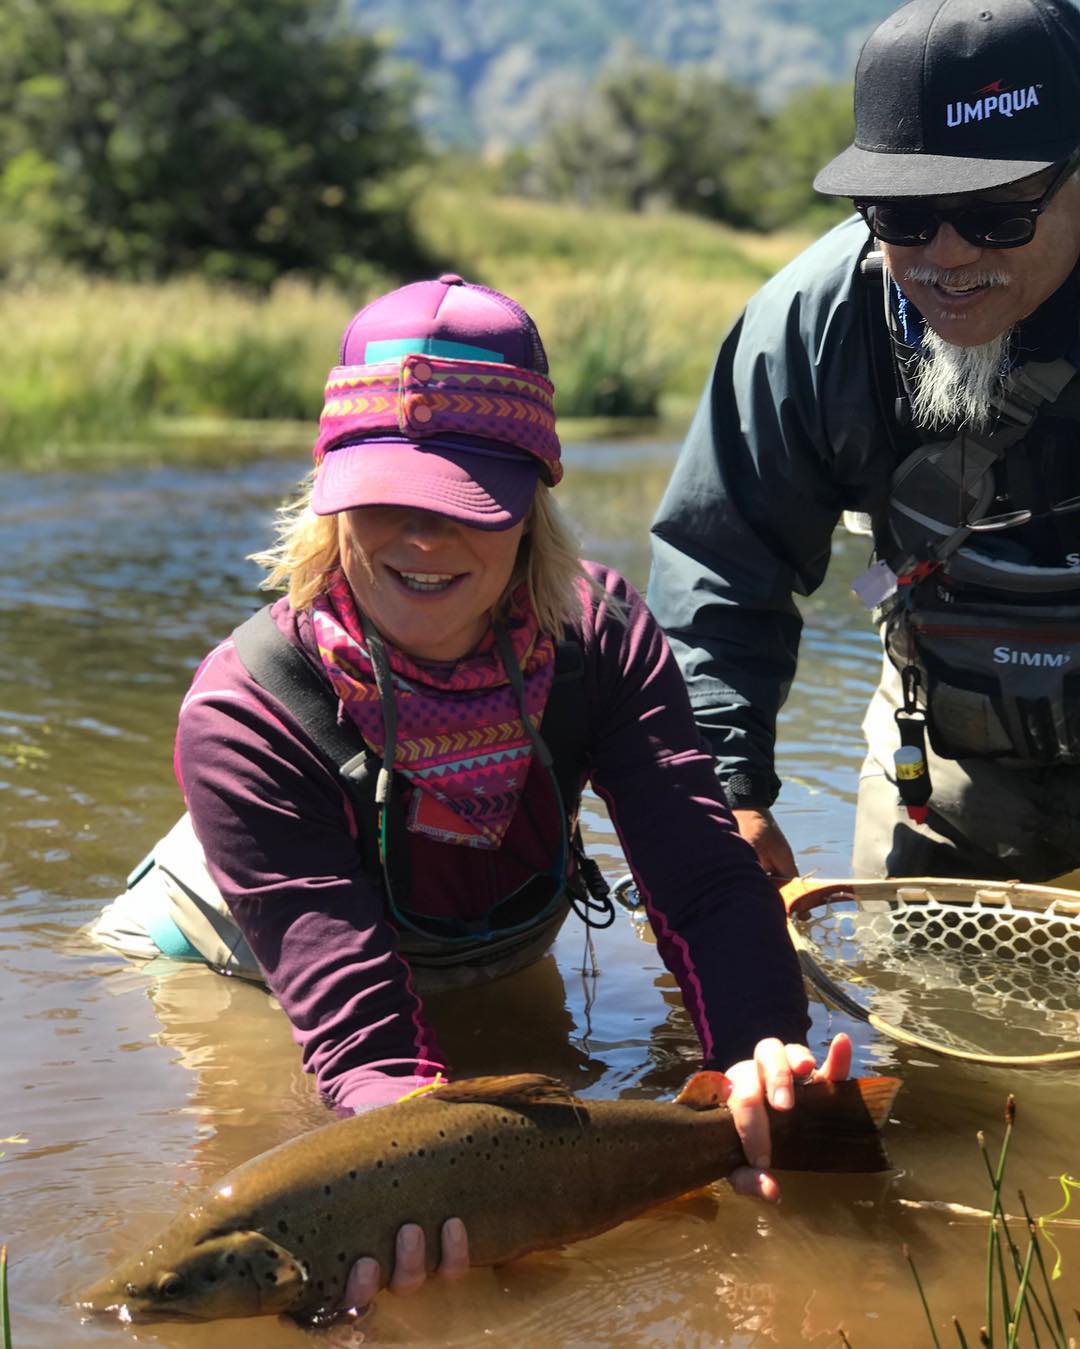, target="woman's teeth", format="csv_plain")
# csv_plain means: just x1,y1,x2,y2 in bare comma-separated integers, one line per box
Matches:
397,570,456,592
